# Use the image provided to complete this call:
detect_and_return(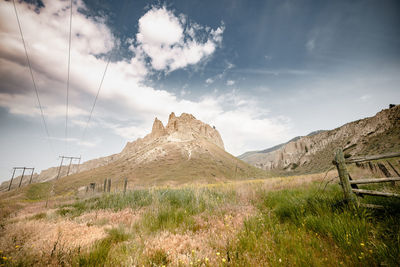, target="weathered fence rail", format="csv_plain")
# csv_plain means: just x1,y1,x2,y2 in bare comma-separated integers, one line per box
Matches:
345,151,400,164
333,148,400,207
